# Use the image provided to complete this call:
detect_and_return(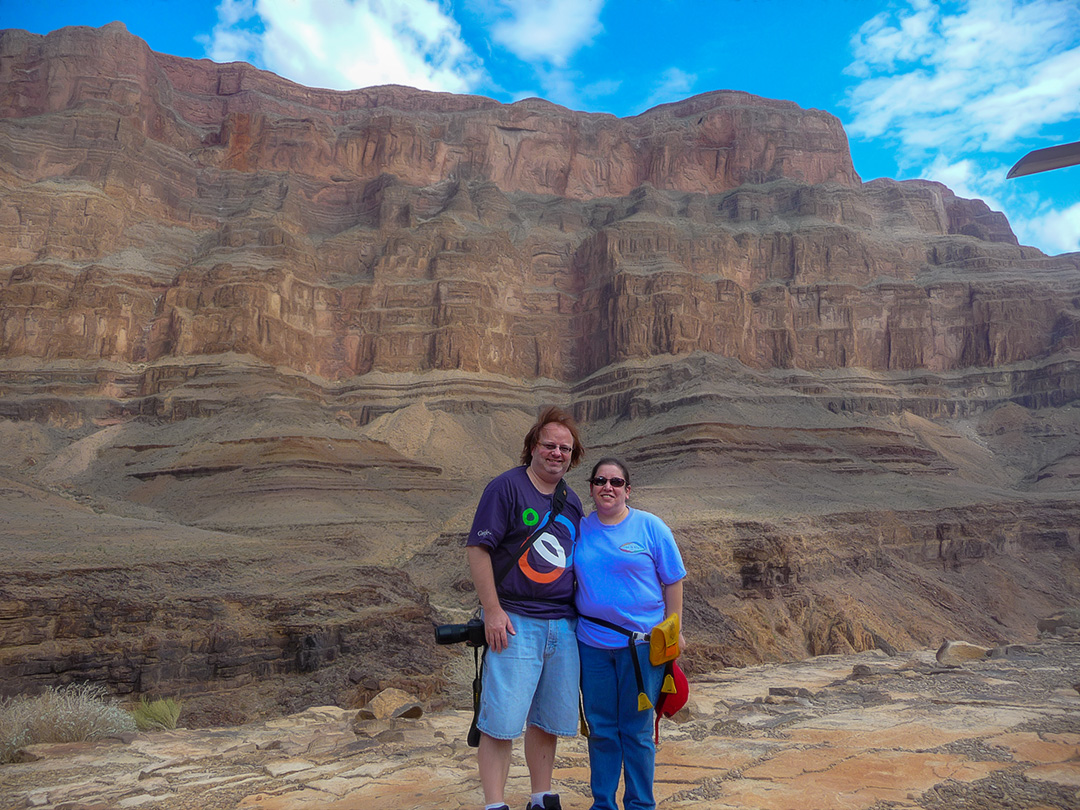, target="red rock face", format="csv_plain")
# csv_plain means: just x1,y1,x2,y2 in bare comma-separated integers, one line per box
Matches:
10,22,1036,386
2,23,1078,494
0,22,858,192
